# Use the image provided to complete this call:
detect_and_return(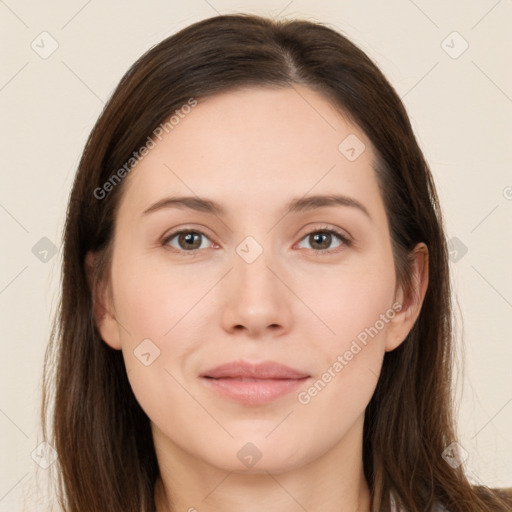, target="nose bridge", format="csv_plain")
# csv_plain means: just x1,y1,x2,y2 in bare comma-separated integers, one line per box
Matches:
221,234,291,335
233,236,280,305
235,241,275,294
